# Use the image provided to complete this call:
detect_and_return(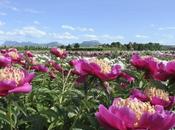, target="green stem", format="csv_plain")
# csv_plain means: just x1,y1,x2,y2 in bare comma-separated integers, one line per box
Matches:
8,97,13,130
